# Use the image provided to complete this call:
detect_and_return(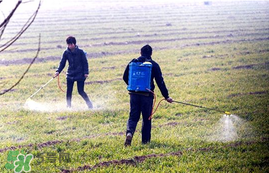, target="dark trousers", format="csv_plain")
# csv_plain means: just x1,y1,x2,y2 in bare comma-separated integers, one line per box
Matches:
66,79,93,108
126,93,153,144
